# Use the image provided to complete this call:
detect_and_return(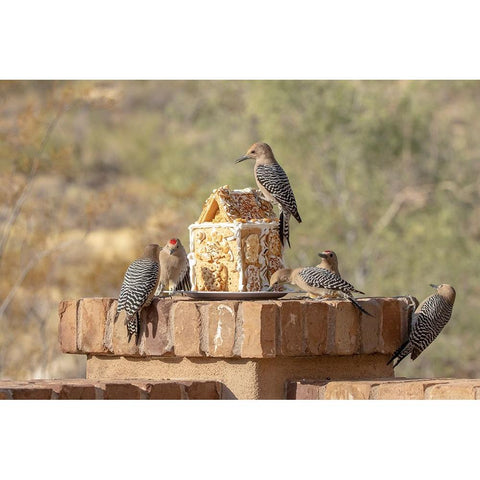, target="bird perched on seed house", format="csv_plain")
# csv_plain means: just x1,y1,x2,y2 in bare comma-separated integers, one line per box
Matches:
188,185,285,291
